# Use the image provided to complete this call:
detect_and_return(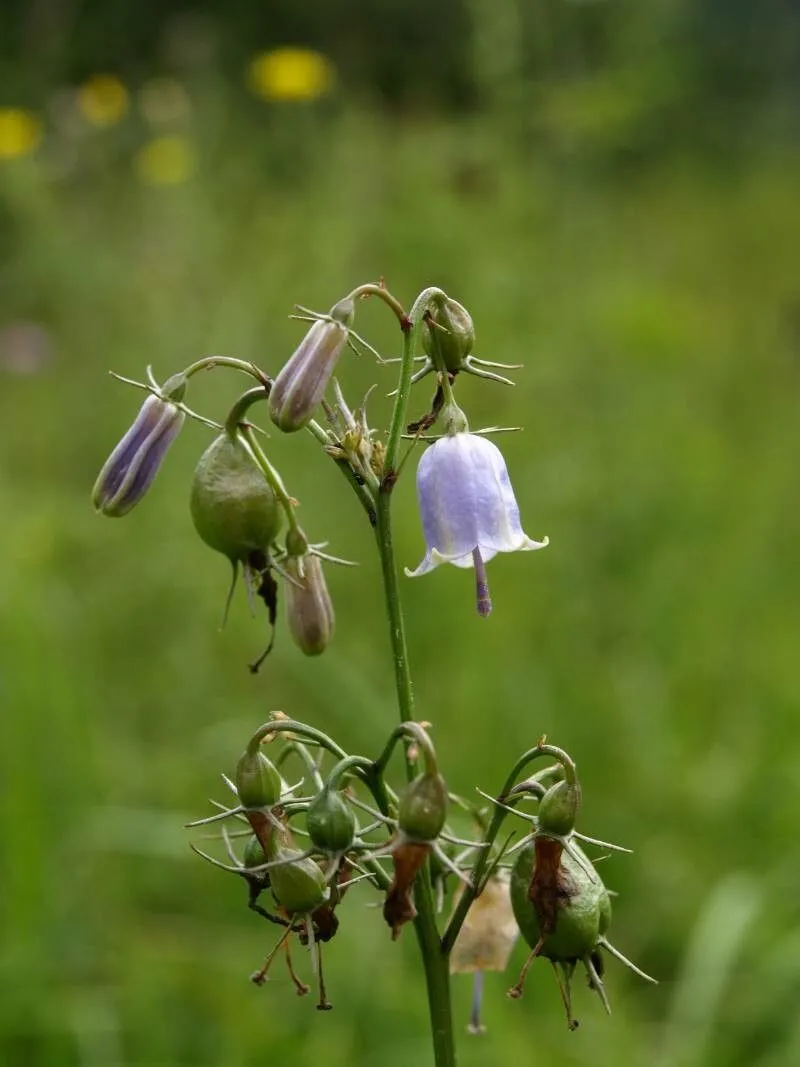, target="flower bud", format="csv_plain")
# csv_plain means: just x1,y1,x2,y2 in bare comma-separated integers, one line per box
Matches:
190,432,282,562
398,771,448,842
284,554,335,656
267,830,329,916
235,749,282,809
421,296,475,375
269,297,355,433
307,788,356,853
537,779,581,837
92,373,187,517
